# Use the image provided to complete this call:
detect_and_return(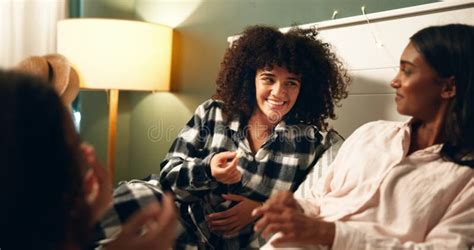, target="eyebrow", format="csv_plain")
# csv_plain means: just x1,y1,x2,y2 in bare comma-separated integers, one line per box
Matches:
259,72,275,77
400,60,416,66
259,72,301,81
